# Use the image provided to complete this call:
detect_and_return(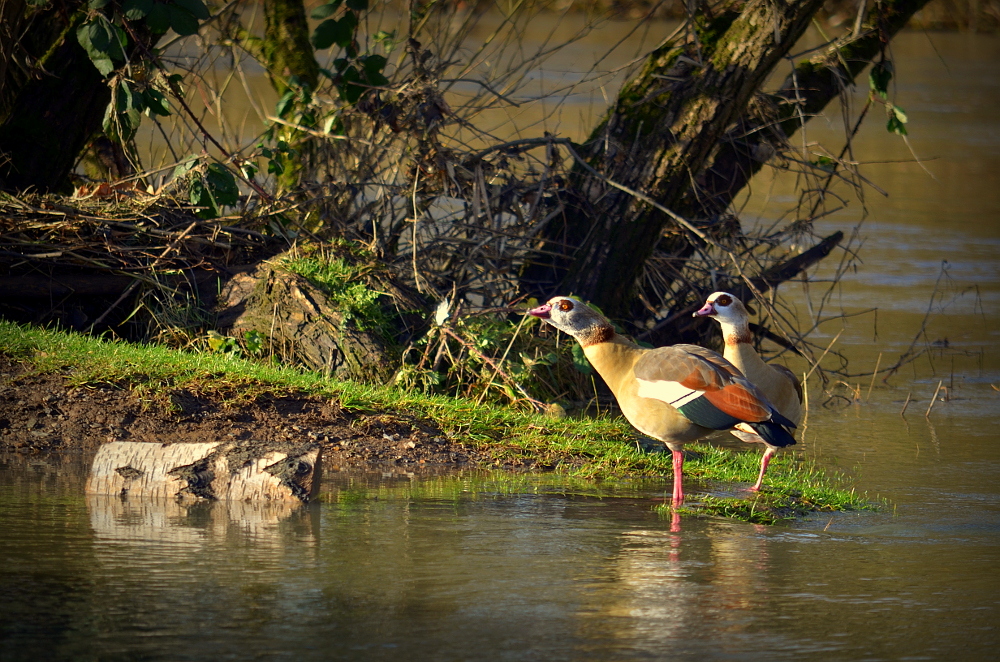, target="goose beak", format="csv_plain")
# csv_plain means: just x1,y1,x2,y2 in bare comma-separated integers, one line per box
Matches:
693,302,715,317
527,303,552,319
